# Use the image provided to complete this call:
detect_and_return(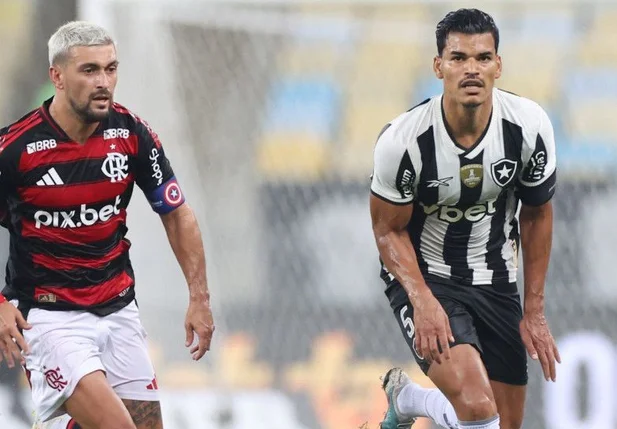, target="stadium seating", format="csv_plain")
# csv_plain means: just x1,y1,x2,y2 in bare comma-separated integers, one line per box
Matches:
257,5,617,180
